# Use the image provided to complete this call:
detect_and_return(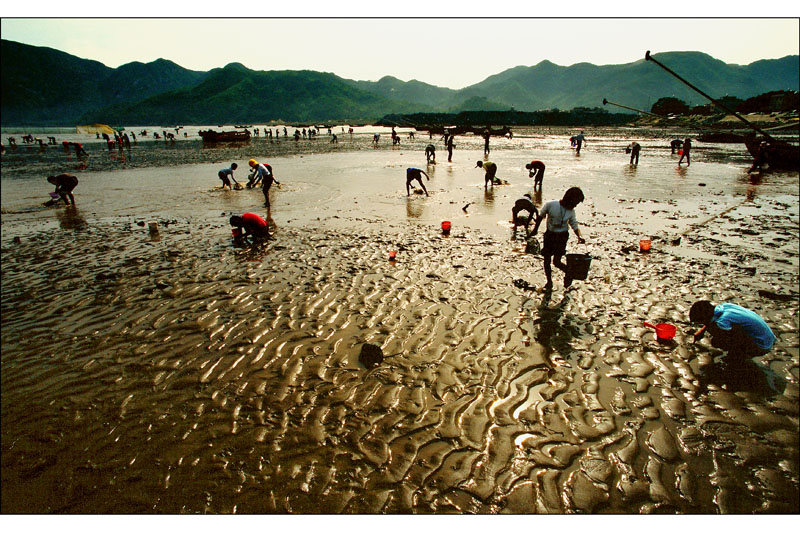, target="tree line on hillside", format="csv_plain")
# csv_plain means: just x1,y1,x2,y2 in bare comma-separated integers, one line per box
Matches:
651,90,799,117
378,108,632,128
